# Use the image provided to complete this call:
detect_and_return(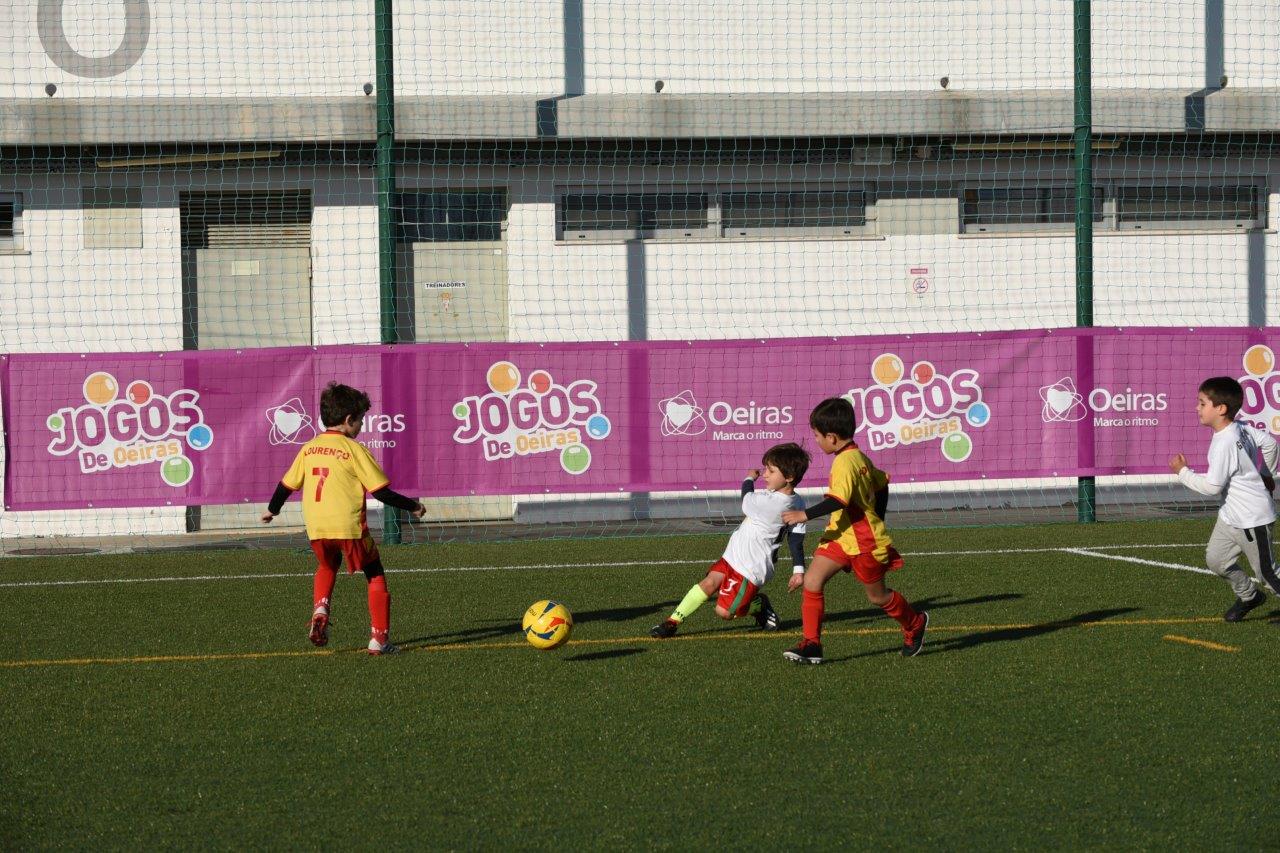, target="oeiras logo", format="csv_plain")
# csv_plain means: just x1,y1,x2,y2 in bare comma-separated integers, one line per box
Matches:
452,361,612,475
658,390,792,438
46,371,211,487
1039,378,1168,425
